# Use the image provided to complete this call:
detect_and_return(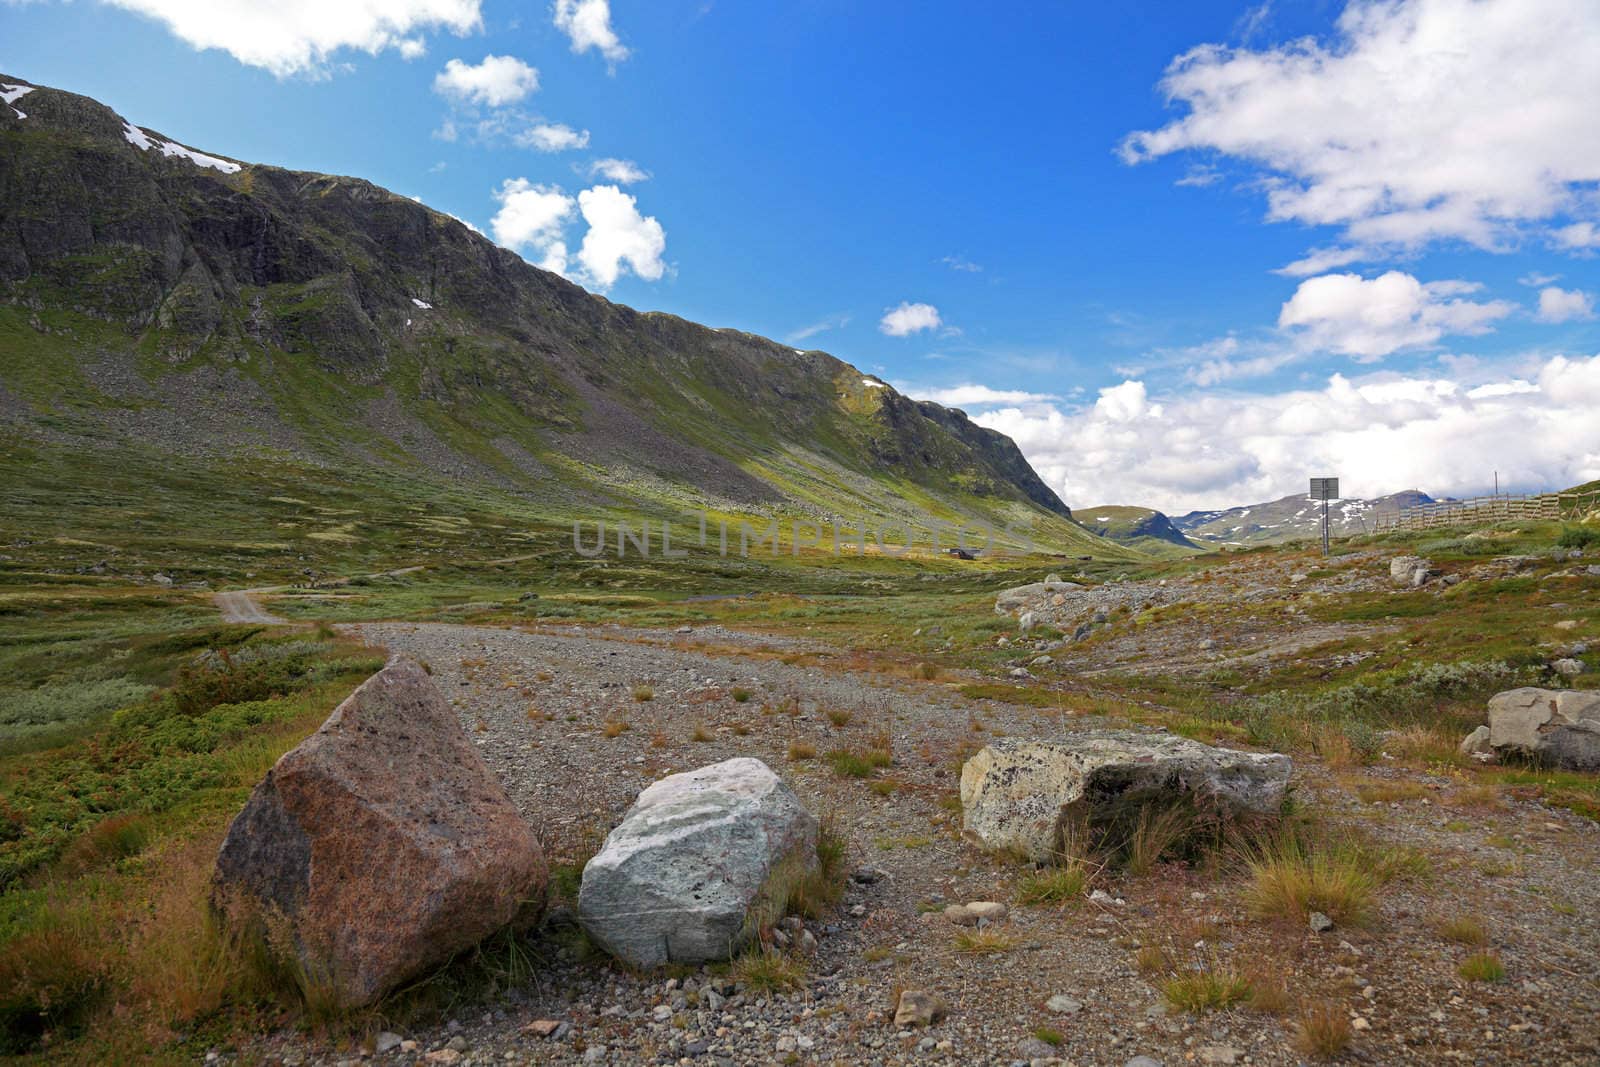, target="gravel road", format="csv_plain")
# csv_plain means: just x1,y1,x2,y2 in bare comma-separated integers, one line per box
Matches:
238,620,1600,1067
